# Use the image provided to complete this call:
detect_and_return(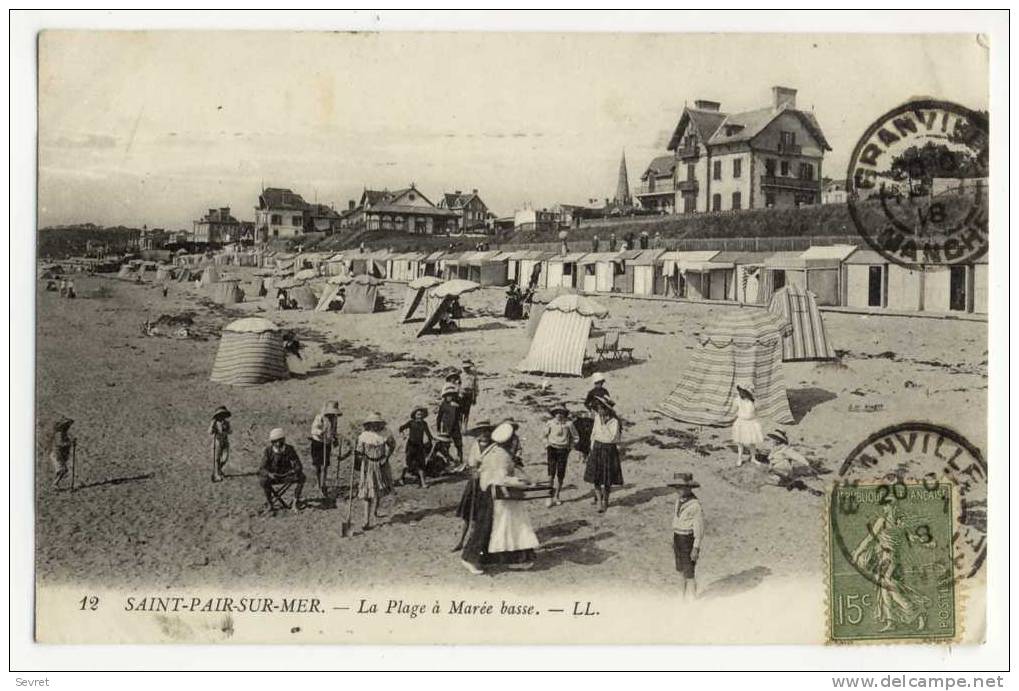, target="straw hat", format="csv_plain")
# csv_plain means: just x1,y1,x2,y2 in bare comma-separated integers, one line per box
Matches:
590,393,615,410
736,381,755,396
468,419,495,435
445,372,462,382
363,411,385,426
269,428,286,442
322,400,342,416
411,405,428,418
53,416,74,431
767,429,789,445
491,422,515,444
591,373,606,384
462,359,475,369
441,384,459,397
668,472,700,488
212,406,231,420
550,403,569,416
